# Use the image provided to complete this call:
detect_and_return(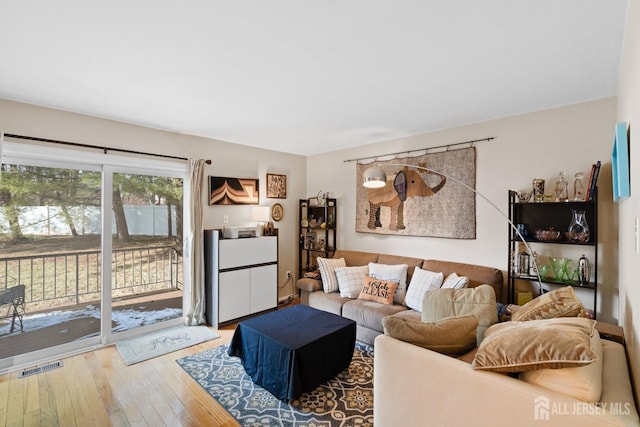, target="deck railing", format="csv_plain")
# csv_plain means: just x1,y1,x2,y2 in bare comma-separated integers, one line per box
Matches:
0,245,182,310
